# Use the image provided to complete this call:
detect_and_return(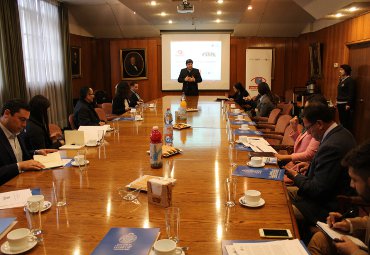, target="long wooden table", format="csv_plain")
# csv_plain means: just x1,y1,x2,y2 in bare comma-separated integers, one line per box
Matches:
0,96,298,255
